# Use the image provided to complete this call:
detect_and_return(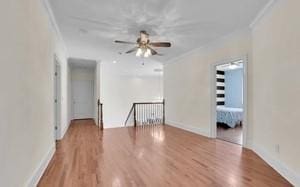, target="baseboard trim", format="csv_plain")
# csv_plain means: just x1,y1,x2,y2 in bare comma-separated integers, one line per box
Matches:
59,121,71,140
166,120,210,137
167,120,299,185
252,143,300,186
26,143,55,187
